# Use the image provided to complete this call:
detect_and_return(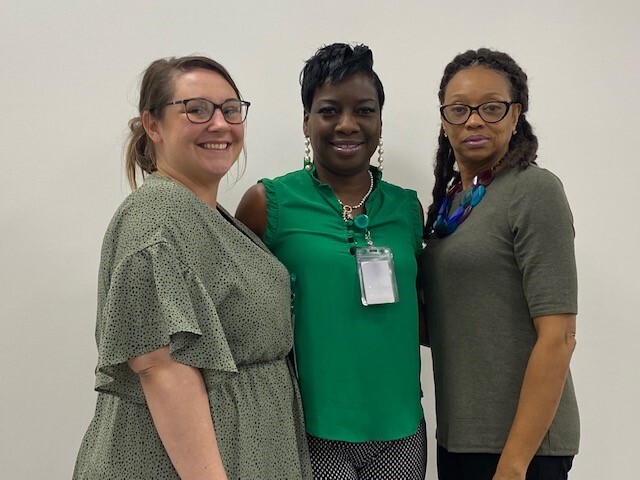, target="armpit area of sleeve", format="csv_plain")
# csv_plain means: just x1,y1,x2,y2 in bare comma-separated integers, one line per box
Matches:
509,170,578,318
94,242,238,403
